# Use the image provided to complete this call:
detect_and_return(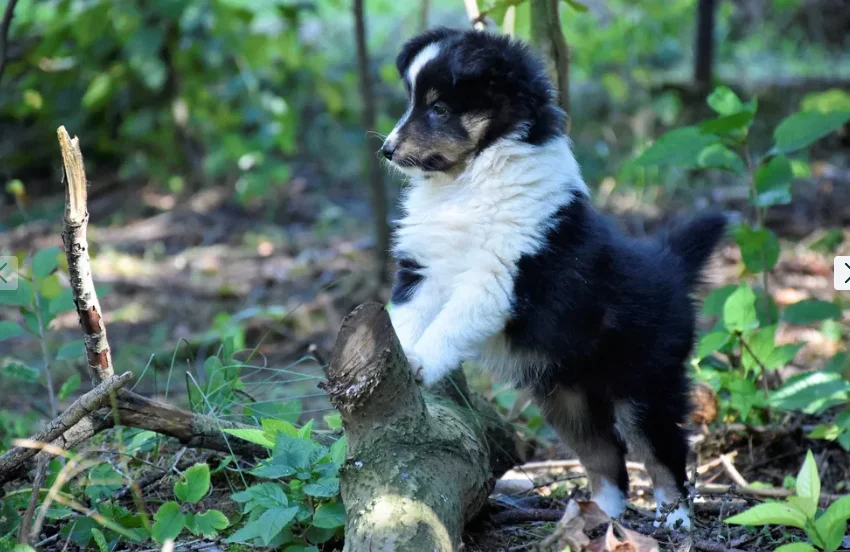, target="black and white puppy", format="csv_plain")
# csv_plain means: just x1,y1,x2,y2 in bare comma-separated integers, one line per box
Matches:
381,27,727,529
